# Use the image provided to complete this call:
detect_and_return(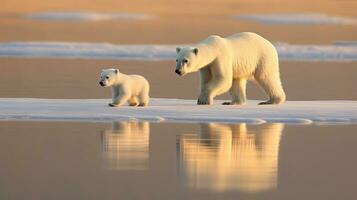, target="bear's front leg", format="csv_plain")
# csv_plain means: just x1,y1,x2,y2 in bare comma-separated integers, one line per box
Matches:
197,91,213,105
197,68,213,105
109,92,130,107
198,77,231,105
109,87,120,107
